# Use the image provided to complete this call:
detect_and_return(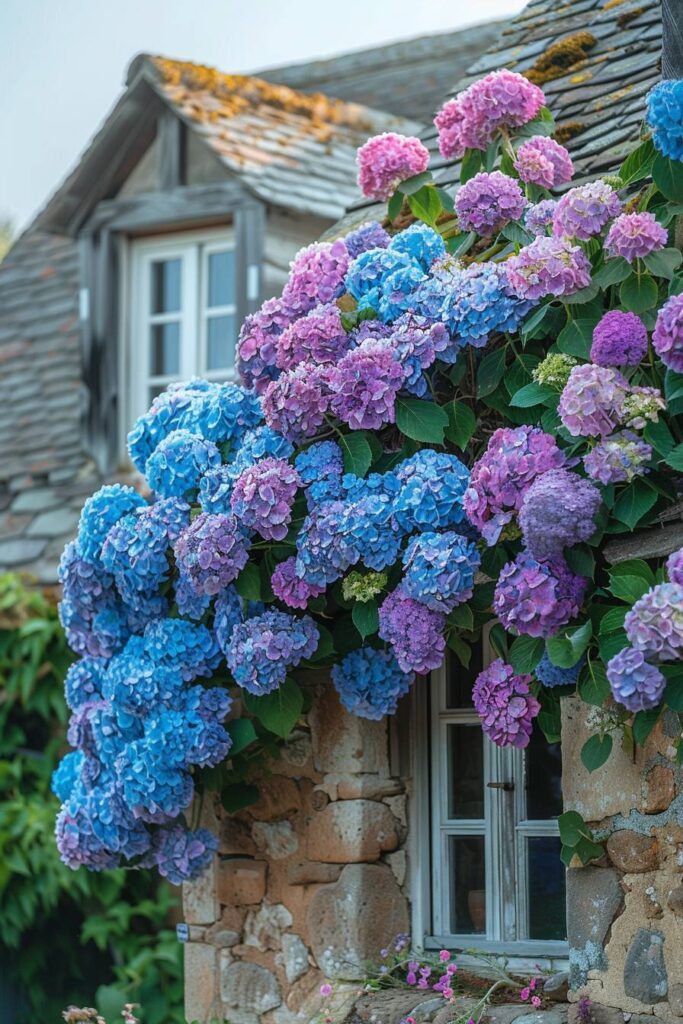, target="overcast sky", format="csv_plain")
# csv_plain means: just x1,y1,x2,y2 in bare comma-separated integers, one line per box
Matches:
0,0,524,230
